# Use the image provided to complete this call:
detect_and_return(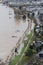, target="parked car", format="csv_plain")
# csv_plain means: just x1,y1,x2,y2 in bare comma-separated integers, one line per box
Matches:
38,10,43,22
40,24,43,35
34,25,40,36
33,41,41,48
